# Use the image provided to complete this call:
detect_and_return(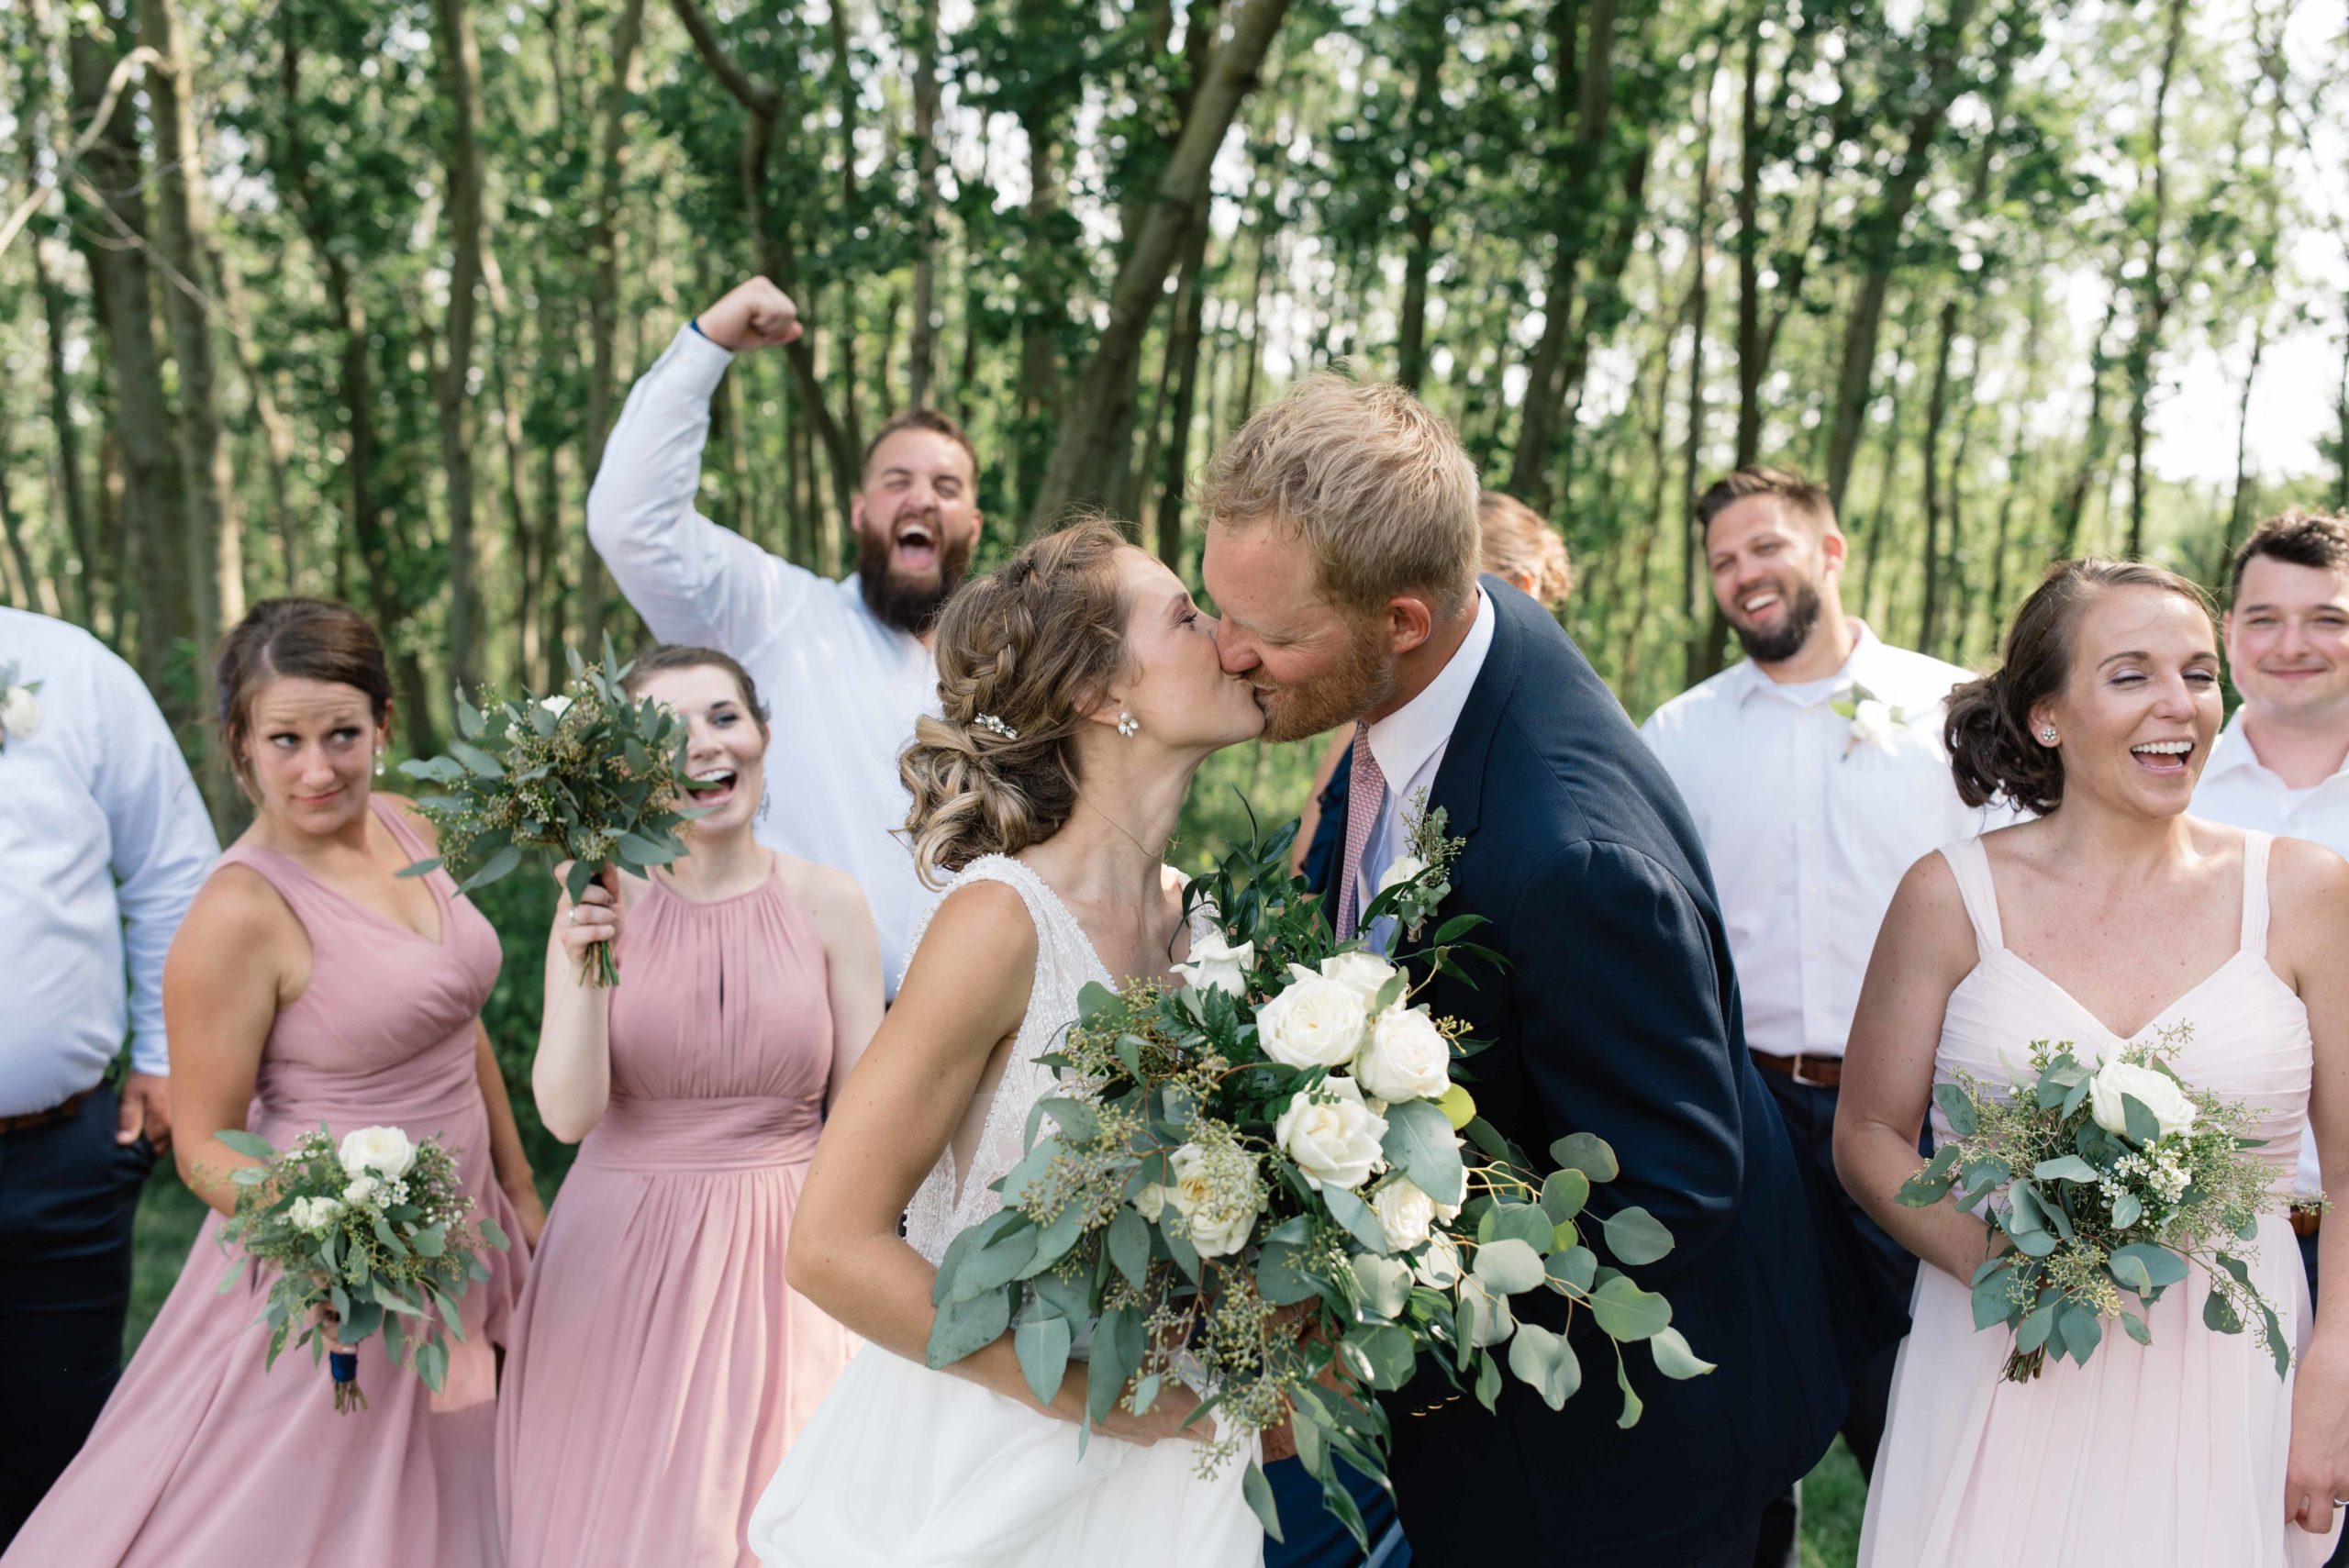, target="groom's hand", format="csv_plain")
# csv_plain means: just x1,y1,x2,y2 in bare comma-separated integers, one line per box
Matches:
696,276,803,352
